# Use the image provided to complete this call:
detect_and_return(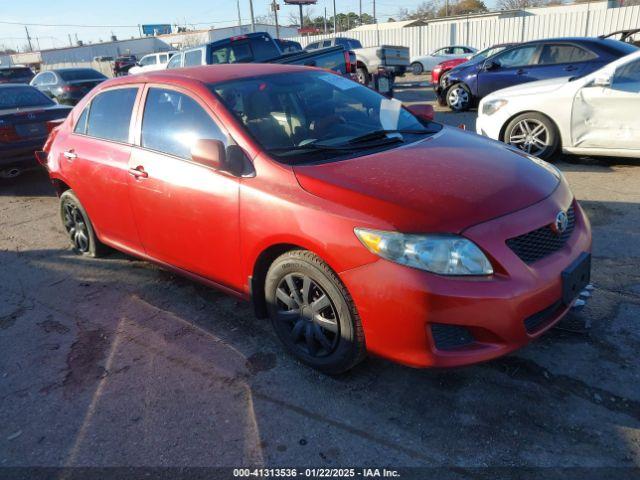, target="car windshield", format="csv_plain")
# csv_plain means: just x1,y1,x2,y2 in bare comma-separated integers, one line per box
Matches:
0,68,32,79
0,86,54,109
58,69,106,81
211,71,440,164
470,45,511,62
